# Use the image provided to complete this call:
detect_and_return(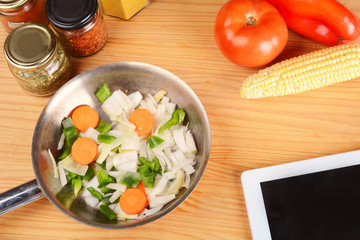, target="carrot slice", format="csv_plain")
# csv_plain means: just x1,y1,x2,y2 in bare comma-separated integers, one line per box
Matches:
72,105,100,132
137,181,149,207
120,188,147,215
128,108,154,136
71,137,98,165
